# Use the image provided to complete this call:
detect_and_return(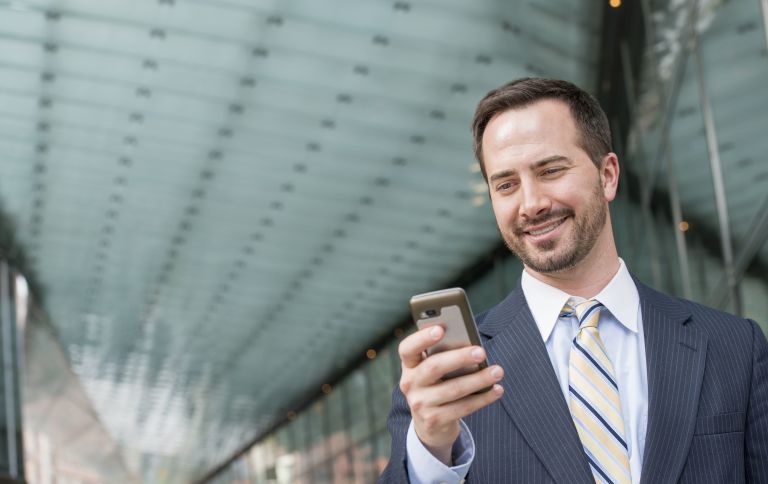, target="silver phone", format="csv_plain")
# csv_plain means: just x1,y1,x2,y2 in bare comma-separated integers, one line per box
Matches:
410,287,488,381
